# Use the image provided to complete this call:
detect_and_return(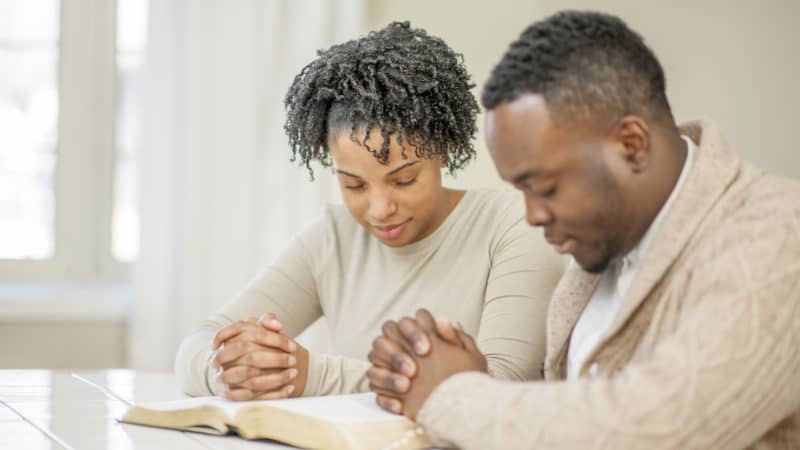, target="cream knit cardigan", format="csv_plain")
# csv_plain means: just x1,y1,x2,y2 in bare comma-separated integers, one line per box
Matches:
417,118,800,450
